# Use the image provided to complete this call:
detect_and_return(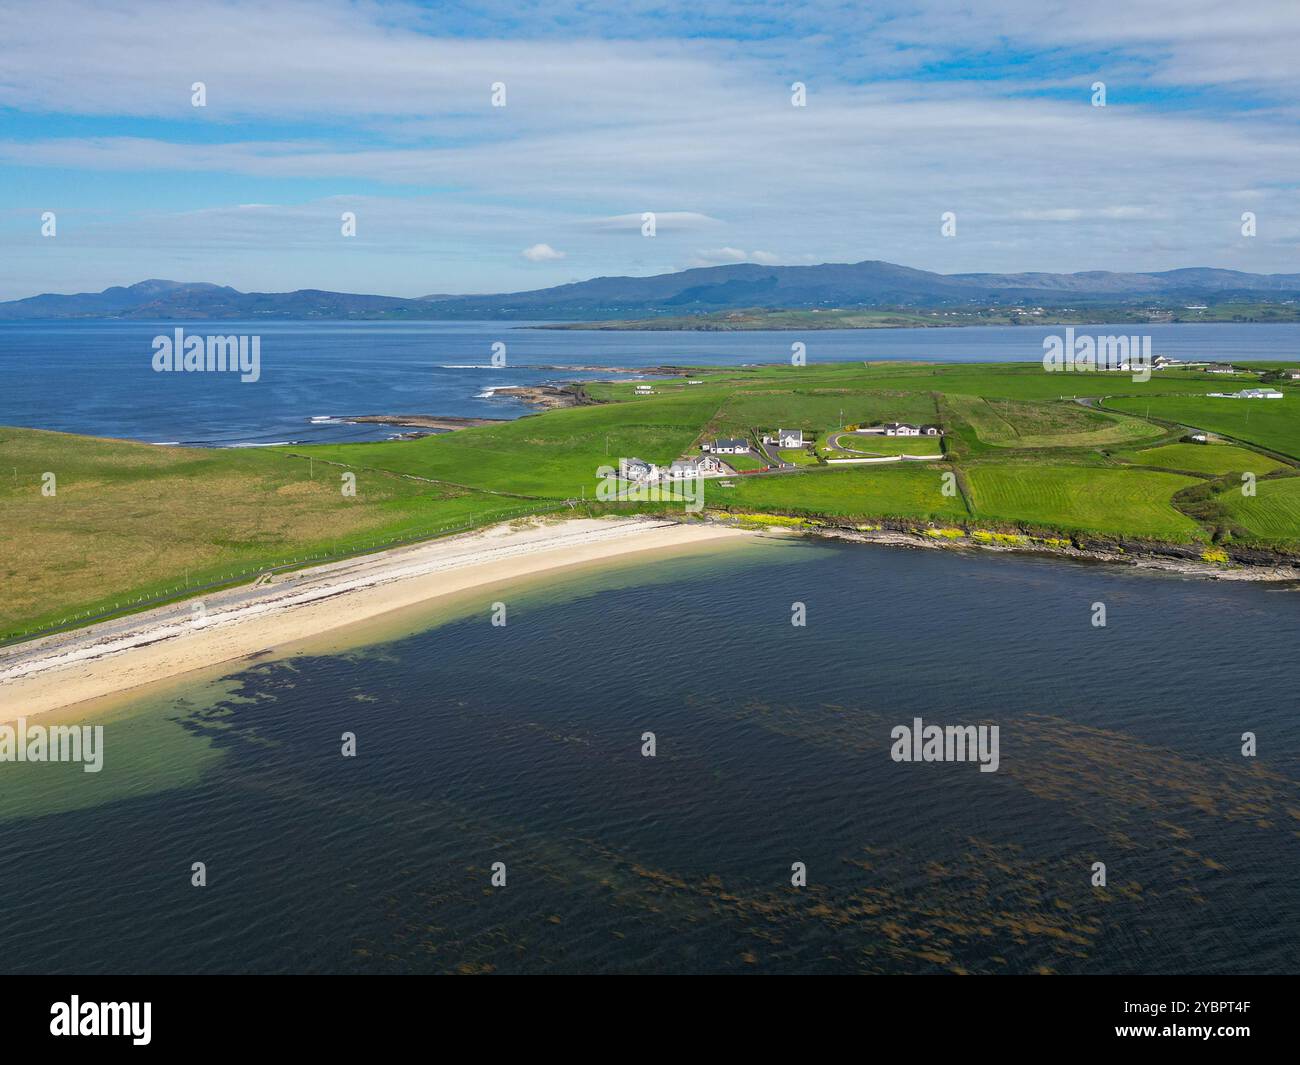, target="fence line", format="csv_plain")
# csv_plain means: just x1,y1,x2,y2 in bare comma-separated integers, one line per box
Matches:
0,500,574,647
